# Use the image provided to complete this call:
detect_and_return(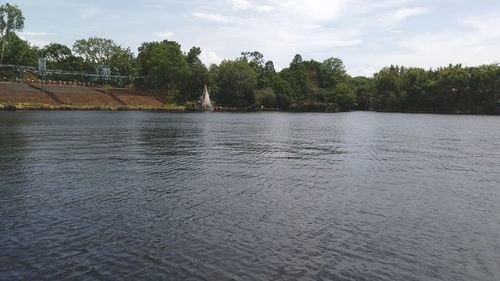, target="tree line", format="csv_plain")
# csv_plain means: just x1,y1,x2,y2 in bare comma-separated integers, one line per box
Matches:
1,3,499,114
